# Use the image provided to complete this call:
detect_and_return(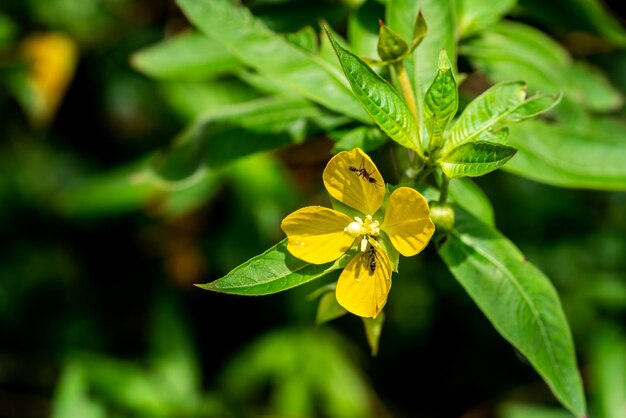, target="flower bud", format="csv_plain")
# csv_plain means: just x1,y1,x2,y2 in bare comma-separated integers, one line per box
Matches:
429,202,455,231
